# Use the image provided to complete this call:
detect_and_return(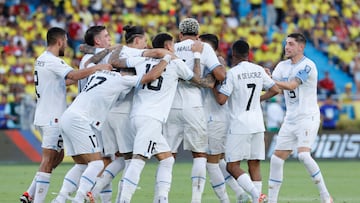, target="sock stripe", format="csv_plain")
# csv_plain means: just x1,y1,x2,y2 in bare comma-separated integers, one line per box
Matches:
269,178,282,183
81,175,95,185
311,170,320,178
64,177,78,188
100,190,112,193
35,180,50,184
211,181,225,189
191,176,206,181
104,169,115,178
123,178,138,186
224,175,232,181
